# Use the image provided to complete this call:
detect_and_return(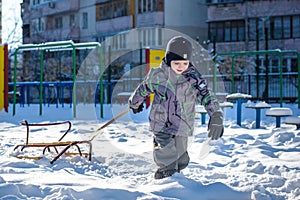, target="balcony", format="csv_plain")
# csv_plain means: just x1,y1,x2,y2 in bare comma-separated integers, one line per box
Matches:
95,16,133,34
136,12,164,27
30,27,80,43
41,0,80,16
